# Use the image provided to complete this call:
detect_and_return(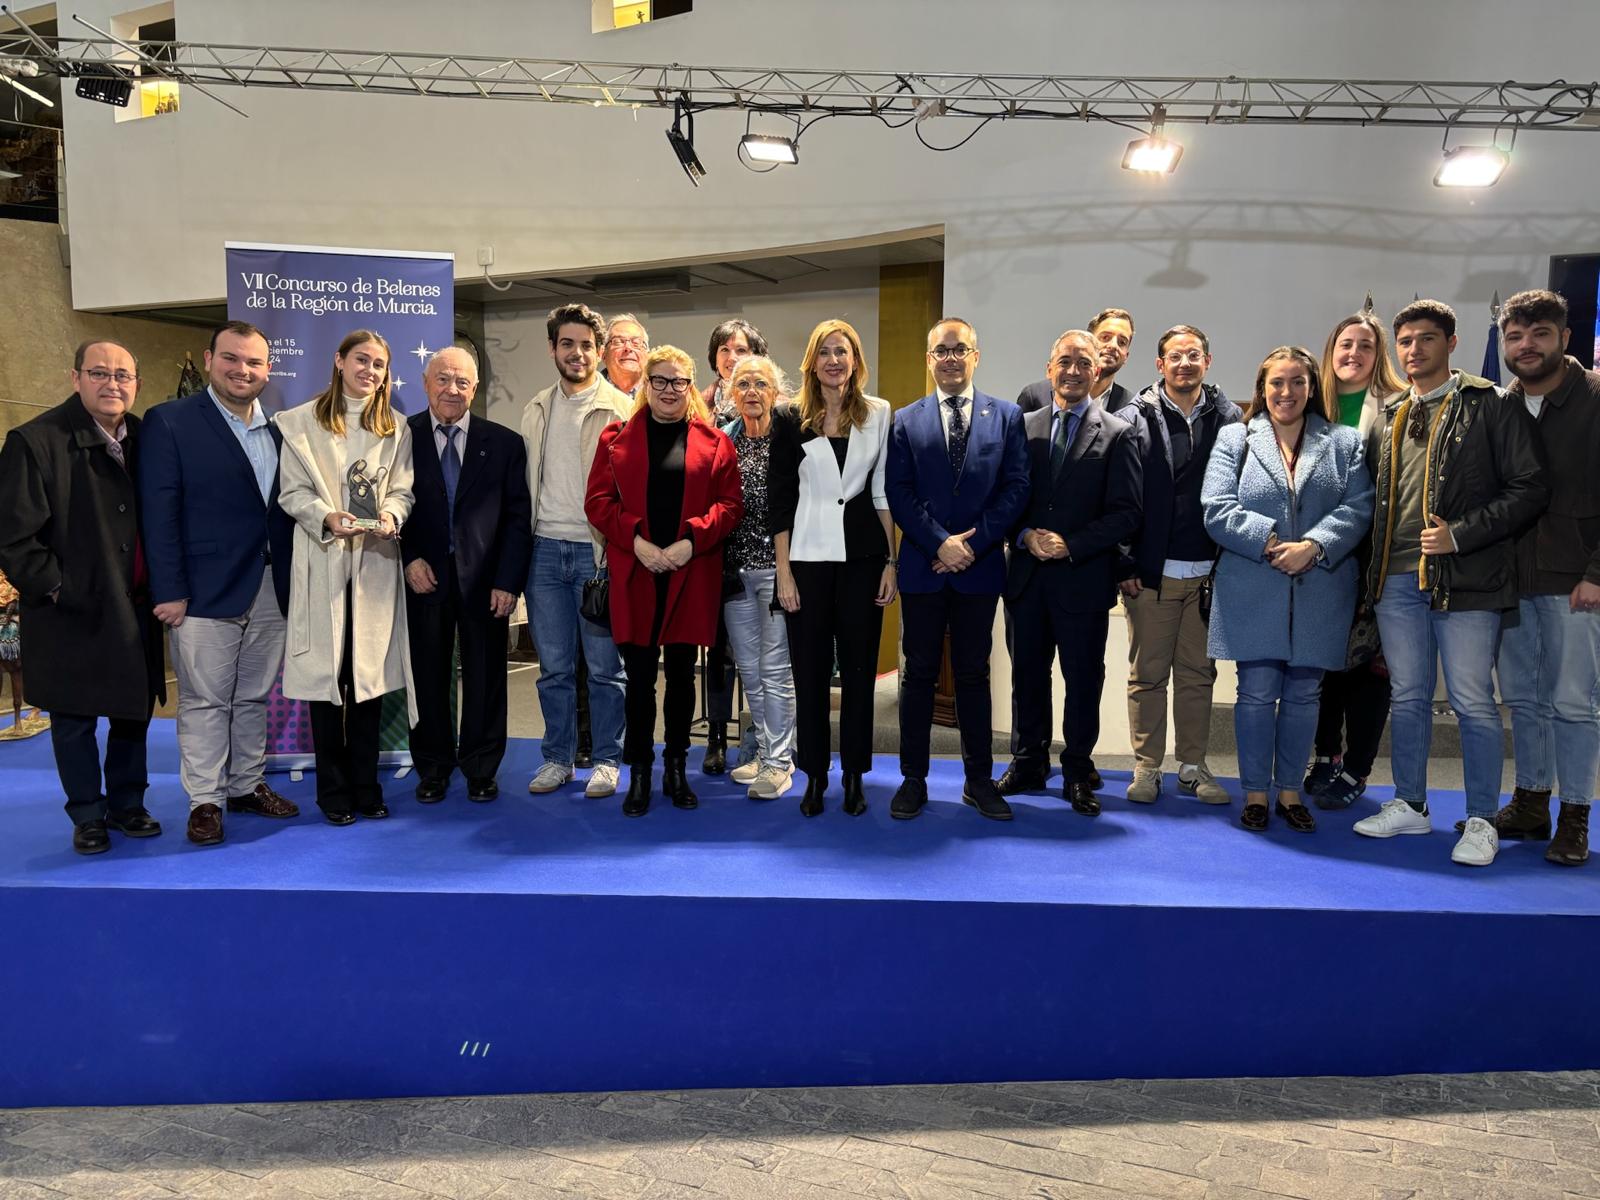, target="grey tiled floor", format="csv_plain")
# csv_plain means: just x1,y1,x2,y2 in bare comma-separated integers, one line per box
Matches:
7,1072,1600,1199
